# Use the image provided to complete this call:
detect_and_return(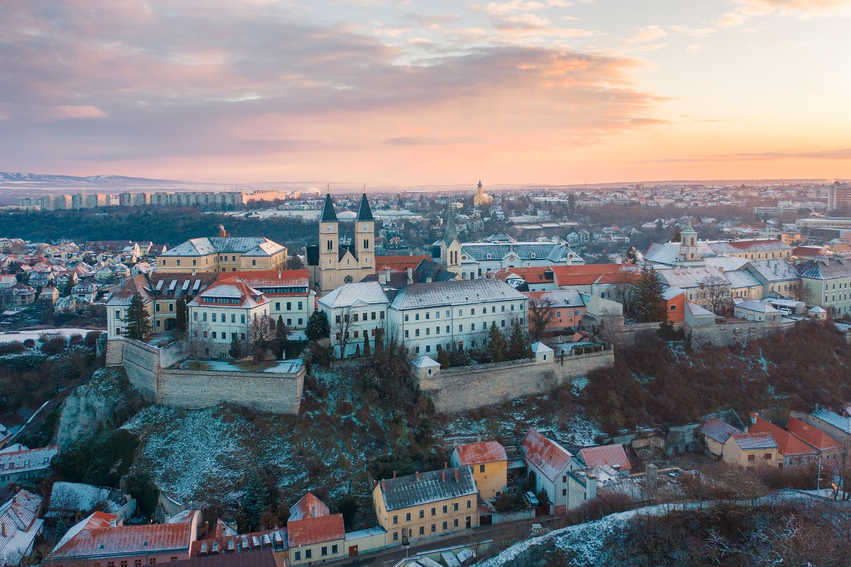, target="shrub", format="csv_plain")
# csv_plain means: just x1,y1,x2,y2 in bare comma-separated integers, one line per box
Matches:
0,342,25,355
41,337,67,355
